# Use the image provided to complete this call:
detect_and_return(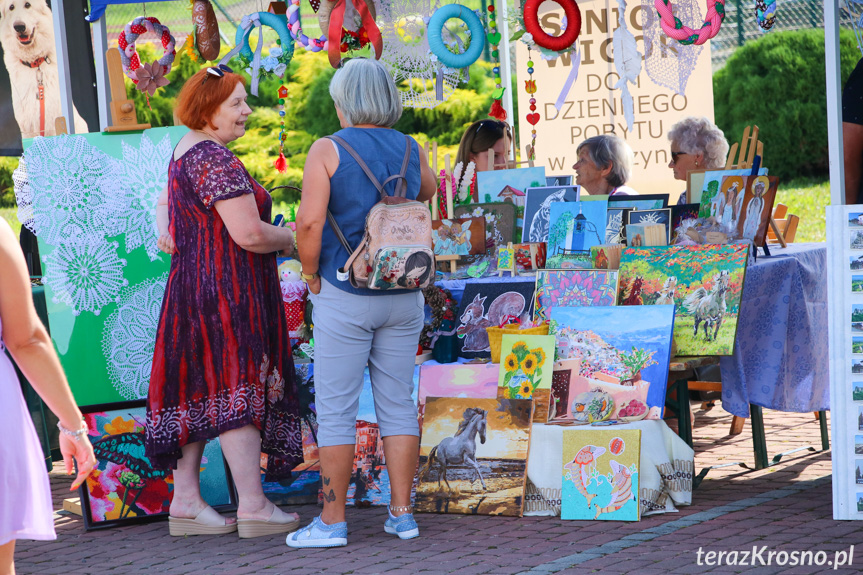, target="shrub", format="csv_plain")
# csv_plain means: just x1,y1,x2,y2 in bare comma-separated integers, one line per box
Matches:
713,29,859,180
